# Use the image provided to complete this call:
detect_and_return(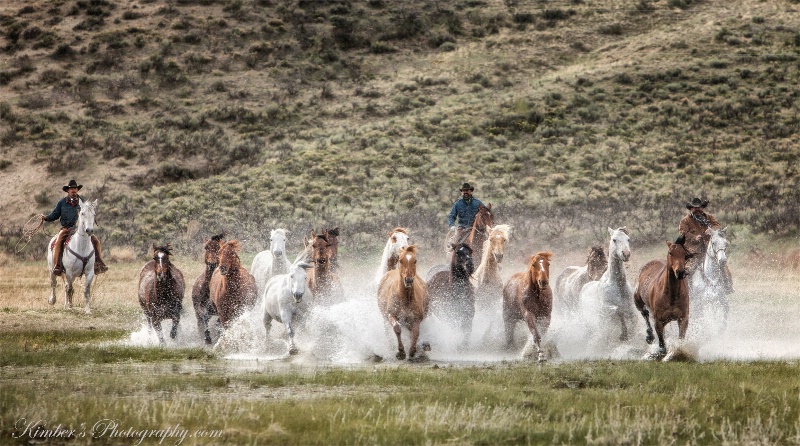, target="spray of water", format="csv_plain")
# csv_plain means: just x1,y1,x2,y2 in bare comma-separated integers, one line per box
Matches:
122,255,800,365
